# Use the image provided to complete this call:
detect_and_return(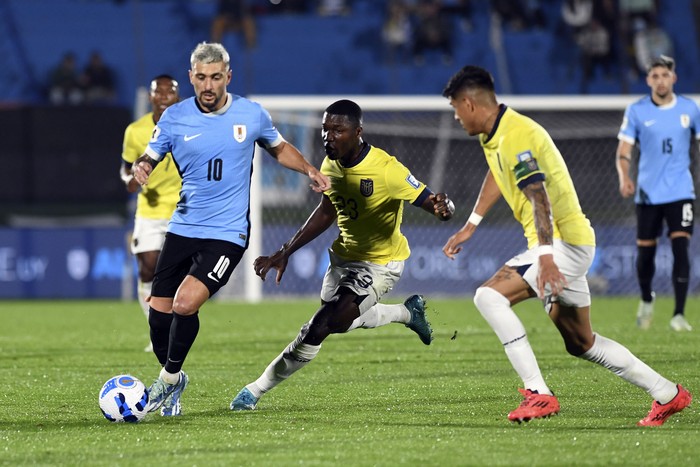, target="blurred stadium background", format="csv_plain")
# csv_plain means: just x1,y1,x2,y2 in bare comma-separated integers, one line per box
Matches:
1,0,699,300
